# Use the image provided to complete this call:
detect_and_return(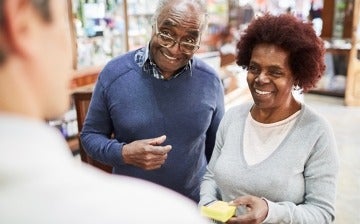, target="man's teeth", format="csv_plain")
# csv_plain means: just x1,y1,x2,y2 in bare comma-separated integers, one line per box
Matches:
163,52,177,60
255,89,271,95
